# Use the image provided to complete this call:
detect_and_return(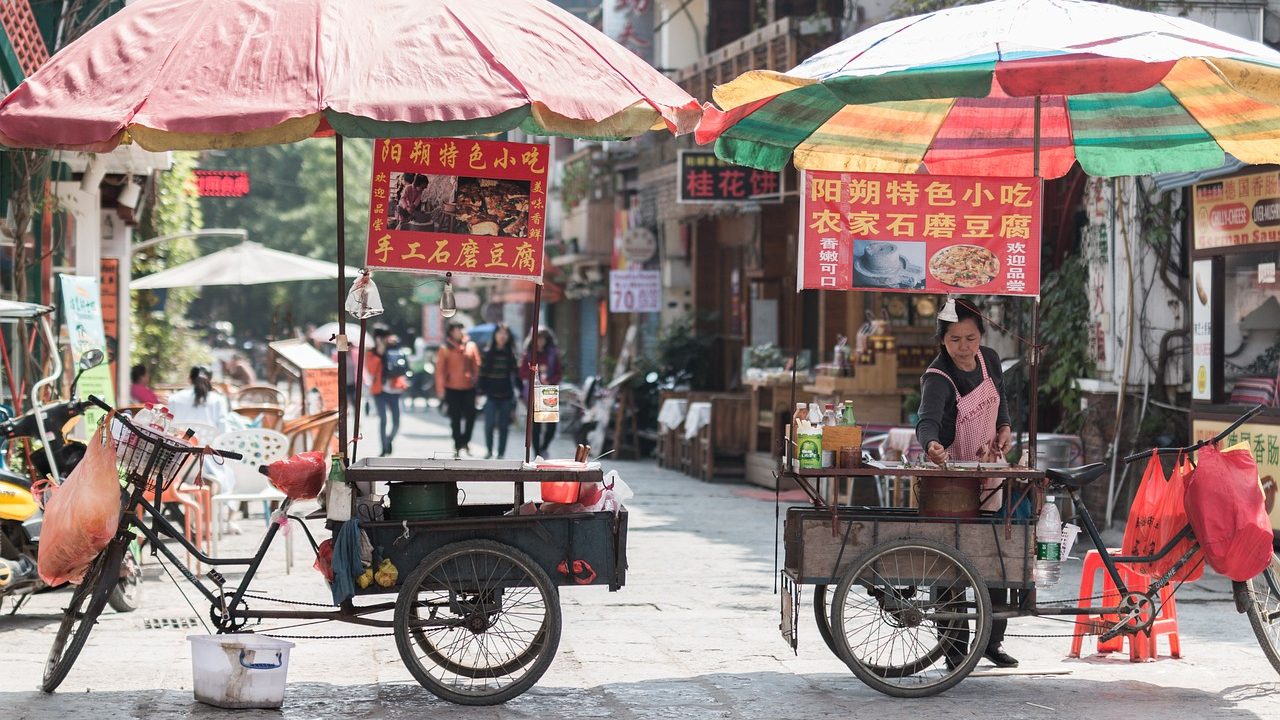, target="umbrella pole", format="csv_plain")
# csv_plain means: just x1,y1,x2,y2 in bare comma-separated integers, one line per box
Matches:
525,283,543,466
335,134,350,462
1027,96,1041,471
